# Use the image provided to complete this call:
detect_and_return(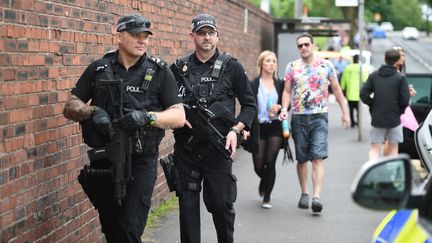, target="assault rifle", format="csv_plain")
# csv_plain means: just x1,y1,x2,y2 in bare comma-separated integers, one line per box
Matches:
184,101,233,162
170,62,235,162
84,79,133,207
